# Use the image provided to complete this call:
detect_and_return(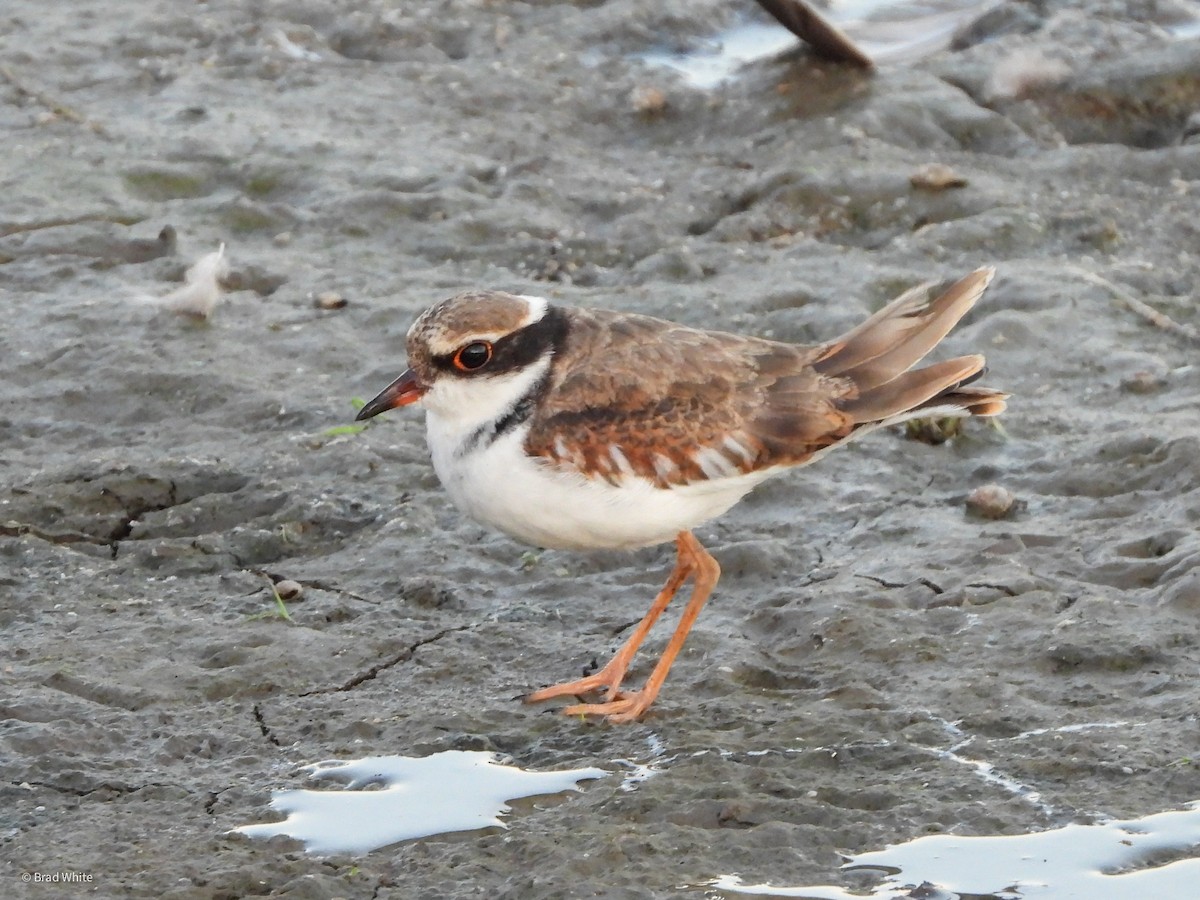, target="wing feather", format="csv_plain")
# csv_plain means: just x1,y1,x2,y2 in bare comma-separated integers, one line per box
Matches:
521,271,1005,490
523,309,849,487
